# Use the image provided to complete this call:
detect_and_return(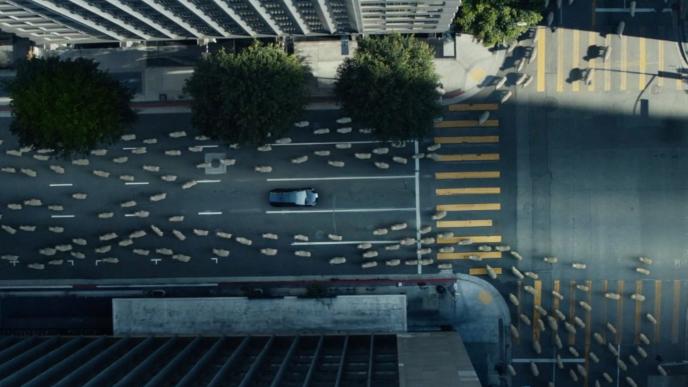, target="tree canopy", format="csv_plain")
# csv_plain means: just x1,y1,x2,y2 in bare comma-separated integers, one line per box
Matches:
6,56,136,156
184,43,309,145
334,34,441,141
455,0,543,47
